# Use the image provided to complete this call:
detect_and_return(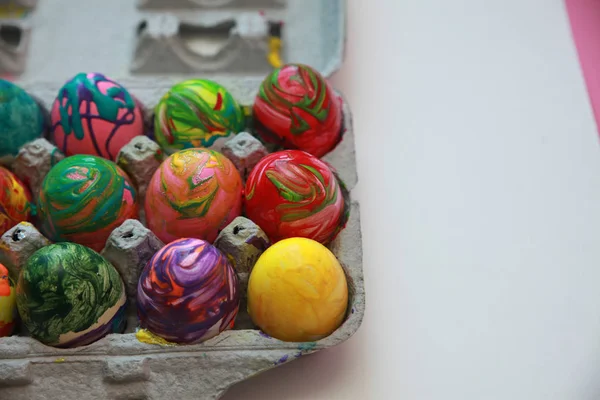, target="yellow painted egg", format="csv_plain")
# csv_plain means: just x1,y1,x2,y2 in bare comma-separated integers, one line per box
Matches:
247,237,348,342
